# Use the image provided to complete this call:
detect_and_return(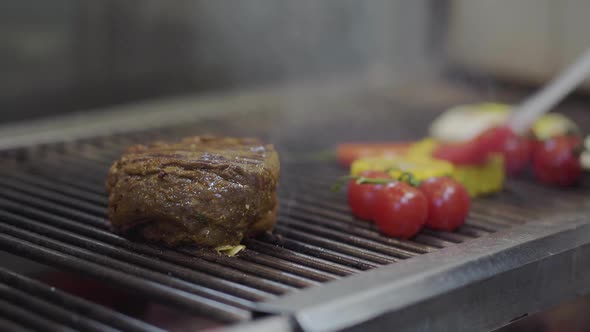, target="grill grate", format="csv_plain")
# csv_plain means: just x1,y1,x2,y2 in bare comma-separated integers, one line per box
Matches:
0,267,162,332
0,107,587,330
